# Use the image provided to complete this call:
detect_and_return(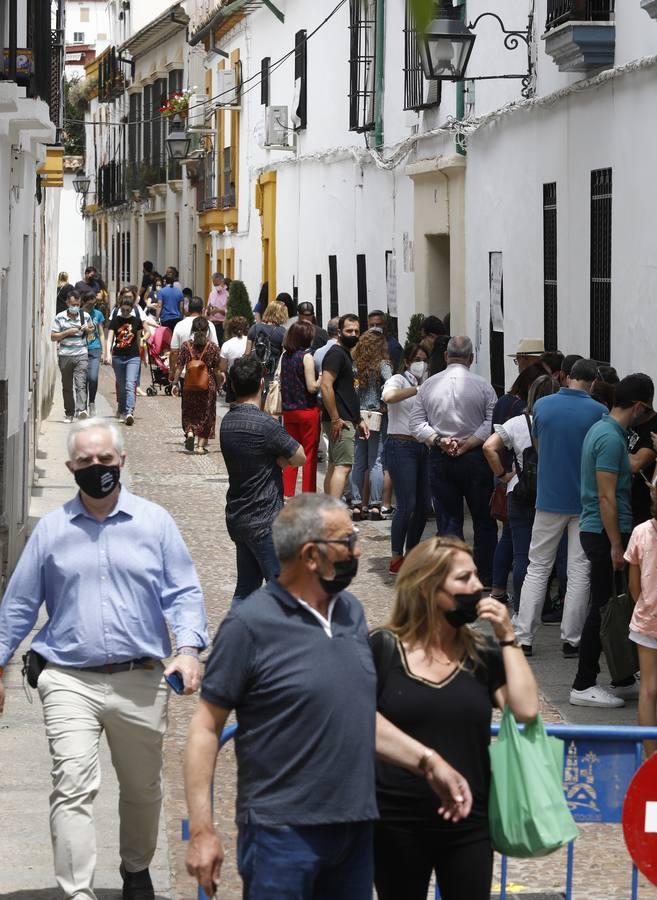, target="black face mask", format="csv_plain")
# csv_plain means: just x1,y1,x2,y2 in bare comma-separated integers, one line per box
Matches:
74,464,121,499
318,555,359,596
341,335,359,350
444,591,482,628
